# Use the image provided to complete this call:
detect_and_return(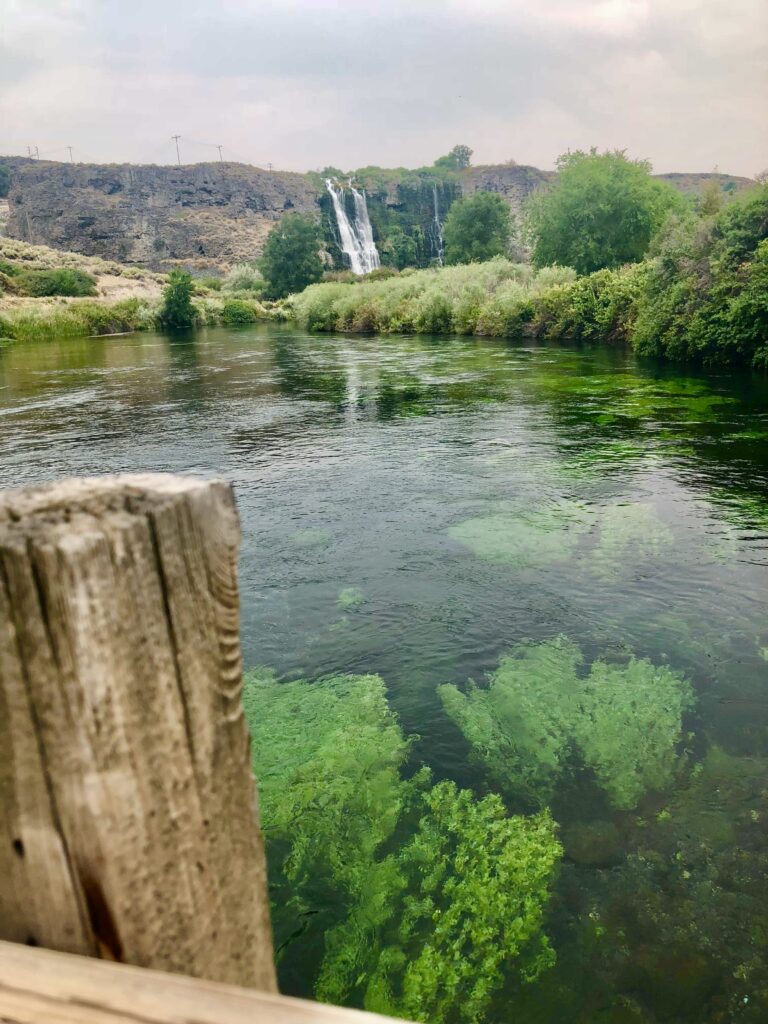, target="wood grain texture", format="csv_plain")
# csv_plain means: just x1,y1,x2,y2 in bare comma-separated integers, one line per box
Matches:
0,475,276,990
0,941,410,1024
